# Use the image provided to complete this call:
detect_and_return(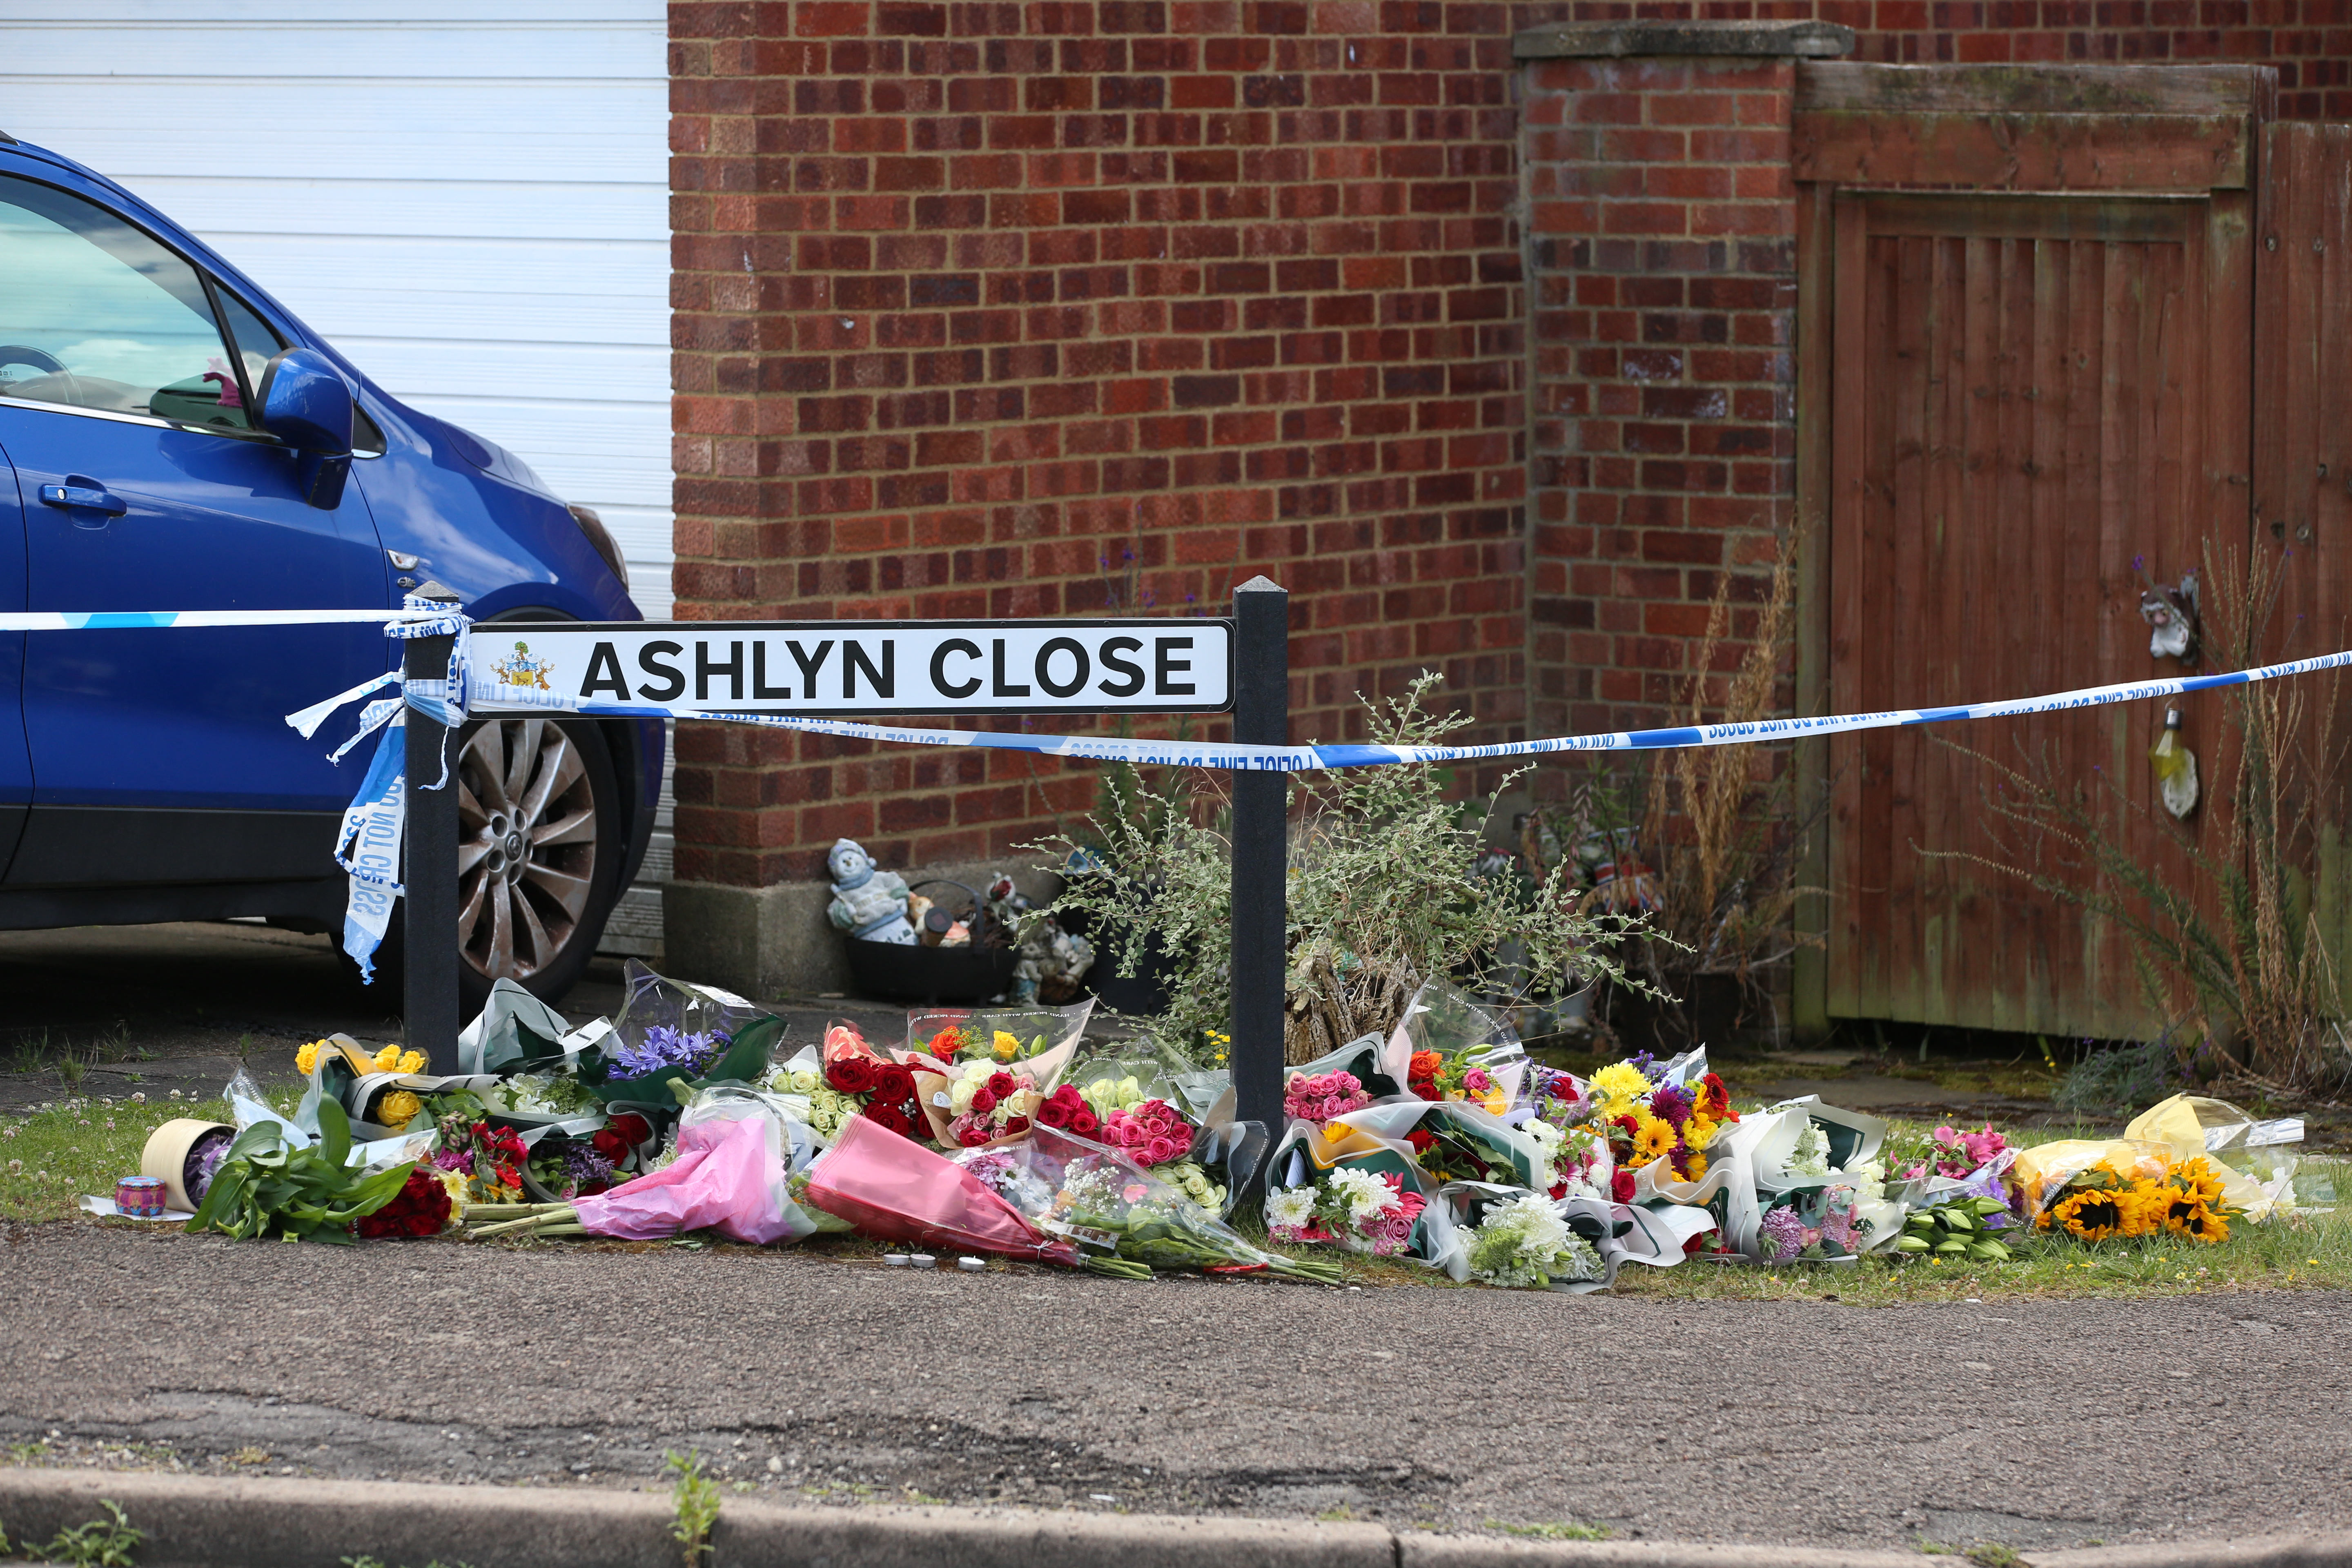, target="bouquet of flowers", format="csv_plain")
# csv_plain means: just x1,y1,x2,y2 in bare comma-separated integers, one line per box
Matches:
1526,1119,1614,1200
2034,1152,2236,1245
1459,1190,1602,1288
188,1099,417,1245
924,1059,1042,1148
1753,1185,1871,1263
1586,1055,1737,1185
355,1166,459,1239
984,1129,1343,1284
520,1113,651,1202
430,1116,529,1205
797,1026,927,1143
579,962,782,1106
1899,1122,2011,1182
487,1069,599,1120
1265,1166,1429,1257
298,1038,425,1078
1096,1096,1194,1169
801,1115,1118,1272
1283,1069,1372,1127
904,1000,1094,1087
1385,979,1530,1114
